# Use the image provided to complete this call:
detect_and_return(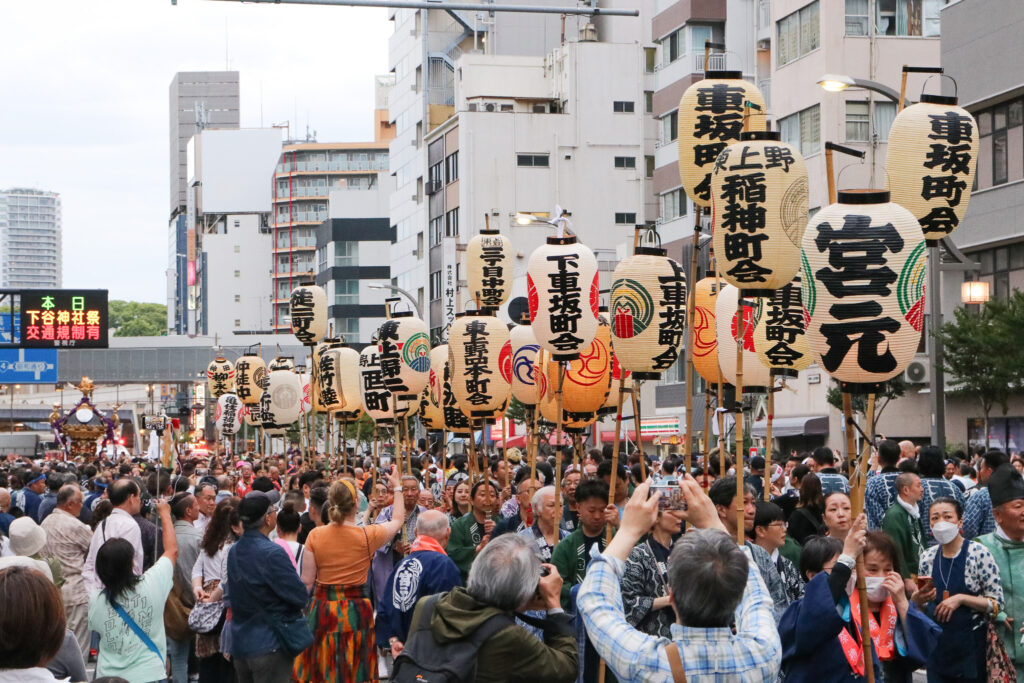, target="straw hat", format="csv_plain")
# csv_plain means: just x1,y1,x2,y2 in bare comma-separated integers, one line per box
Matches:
9,517,47,557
